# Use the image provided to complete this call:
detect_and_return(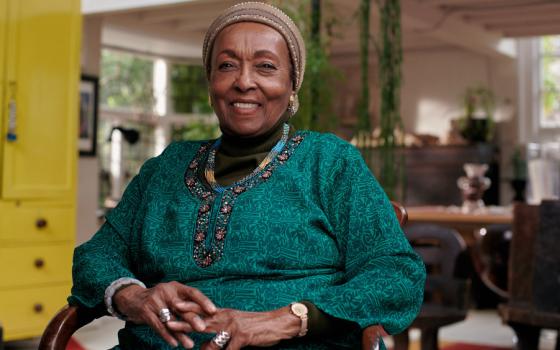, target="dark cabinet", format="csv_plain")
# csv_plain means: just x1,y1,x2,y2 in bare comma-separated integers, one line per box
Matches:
403,144,500,206
363,144,500,206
